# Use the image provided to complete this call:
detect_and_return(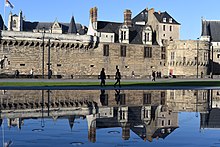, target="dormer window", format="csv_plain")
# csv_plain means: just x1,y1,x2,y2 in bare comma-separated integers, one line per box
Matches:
119,25,129,44
163,18,167,22
169,18,173,23
142,26,152,45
